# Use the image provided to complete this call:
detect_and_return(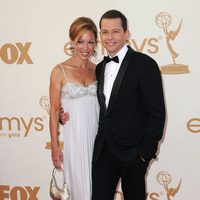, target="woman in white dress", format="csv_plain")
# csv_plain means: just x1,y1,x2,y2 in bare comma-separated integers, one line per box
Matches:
49,17,99,200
